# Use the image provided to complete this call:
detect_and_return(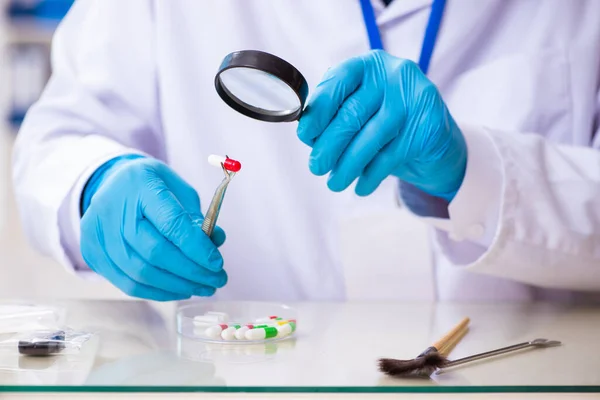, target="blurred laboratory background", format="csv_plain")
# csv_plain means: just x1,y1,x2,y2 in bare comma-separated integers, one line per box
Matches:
0,0,126,299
